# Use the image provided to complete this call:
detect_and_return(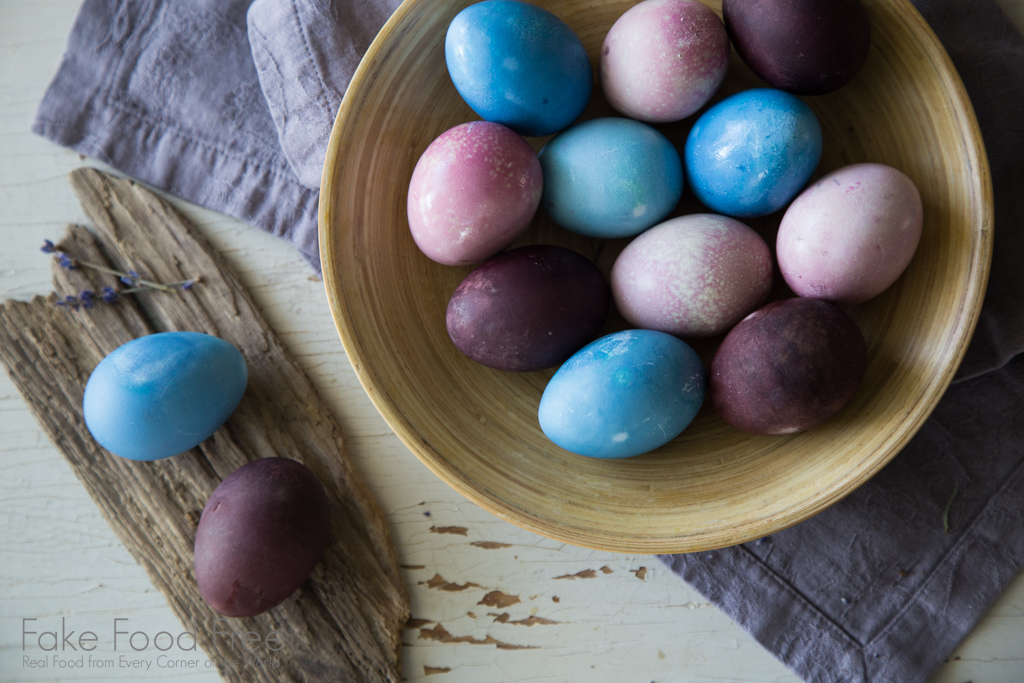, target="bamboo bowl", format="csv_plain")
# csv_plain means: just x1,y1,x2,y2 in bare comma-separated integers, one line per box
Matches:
320,0,992,553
